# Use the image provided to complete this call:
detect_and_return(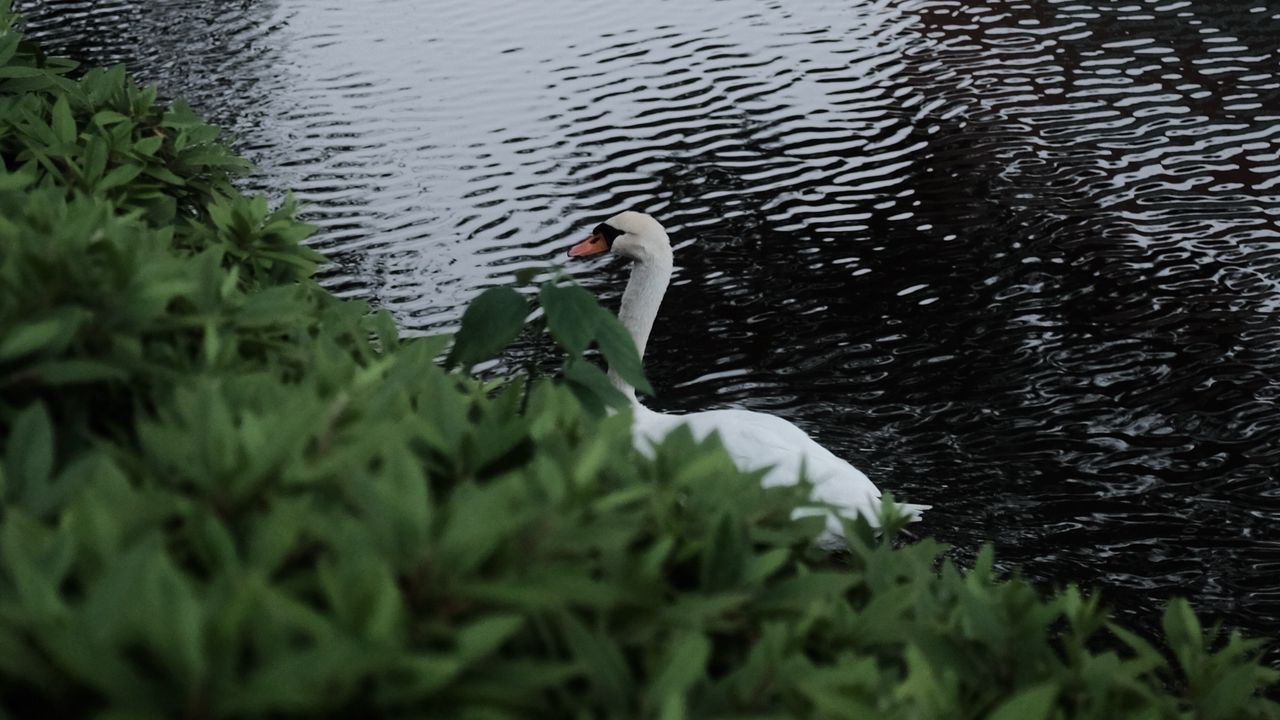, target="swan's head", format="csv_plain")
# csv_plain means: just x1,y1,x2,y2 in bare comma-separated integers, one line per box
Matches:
568,210,670,263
